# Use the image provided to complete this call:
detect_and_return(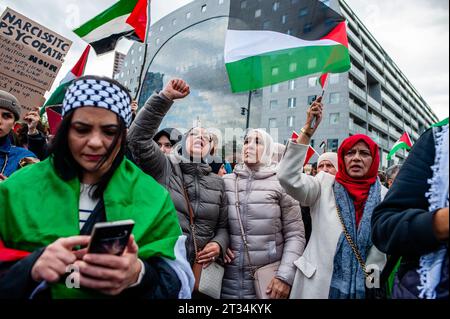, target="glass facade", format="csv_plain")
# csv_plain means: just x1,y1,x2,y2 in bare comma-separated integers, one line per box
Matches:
139,17,260,133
